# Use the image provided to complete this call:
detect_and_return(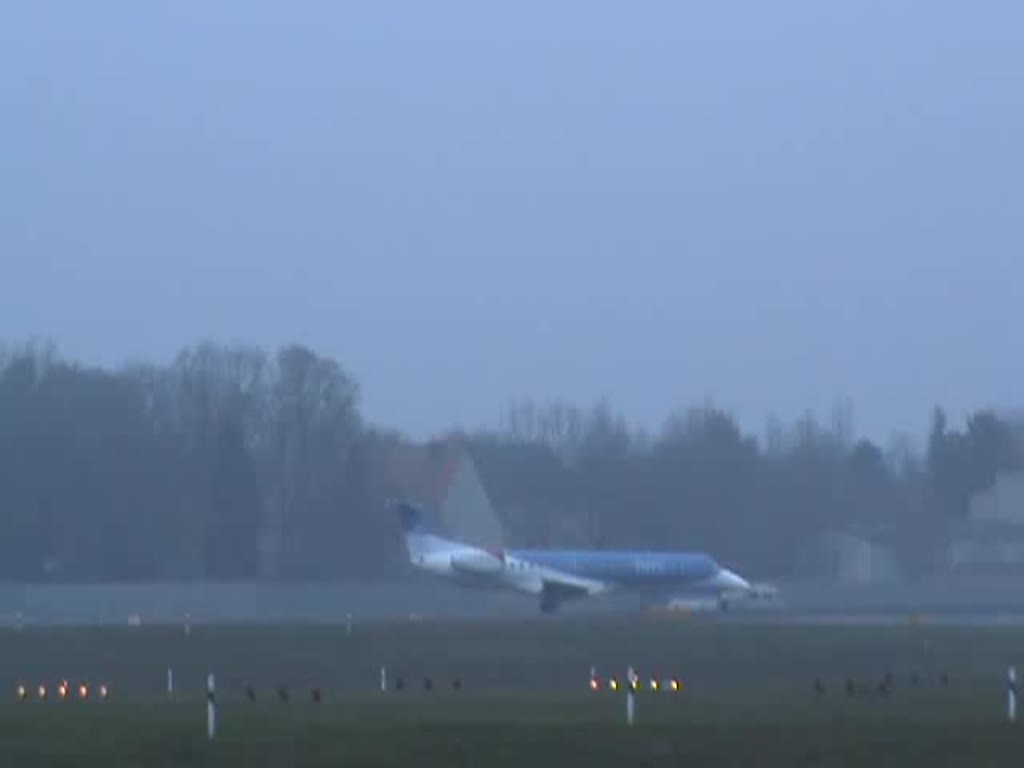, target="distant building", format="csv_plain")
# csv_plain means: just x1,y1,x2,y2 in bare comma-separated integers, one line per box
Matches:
811,528,901,584
965,470,1024,525
949,470,1024,569
440,445,505,550
380,436,505,551
464,439,583,547
377,435,584,552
